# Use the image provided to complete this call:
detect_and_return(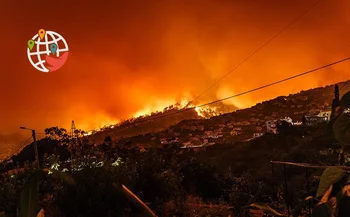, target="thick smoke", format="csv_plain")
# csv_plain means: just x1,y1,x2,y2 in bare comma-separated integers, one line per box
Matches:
0,0,349,154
